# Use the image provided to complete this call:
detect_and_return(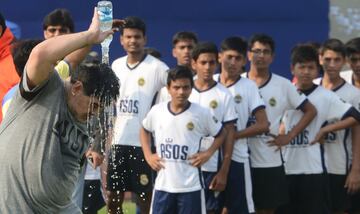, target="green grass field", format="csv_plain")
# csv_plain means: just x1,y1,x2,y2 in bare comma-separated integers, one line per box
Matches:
98,201,136,214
